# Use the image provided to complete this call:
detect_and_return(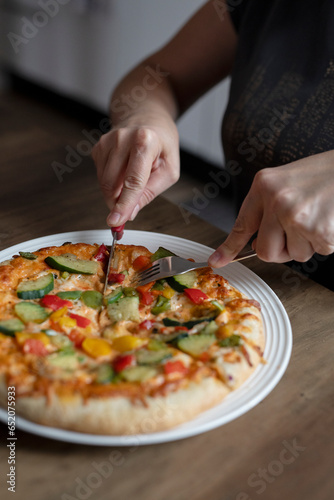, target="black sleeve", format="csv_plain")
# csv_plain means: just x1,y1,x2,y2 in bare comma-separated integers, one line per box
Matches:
228,0,250,32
